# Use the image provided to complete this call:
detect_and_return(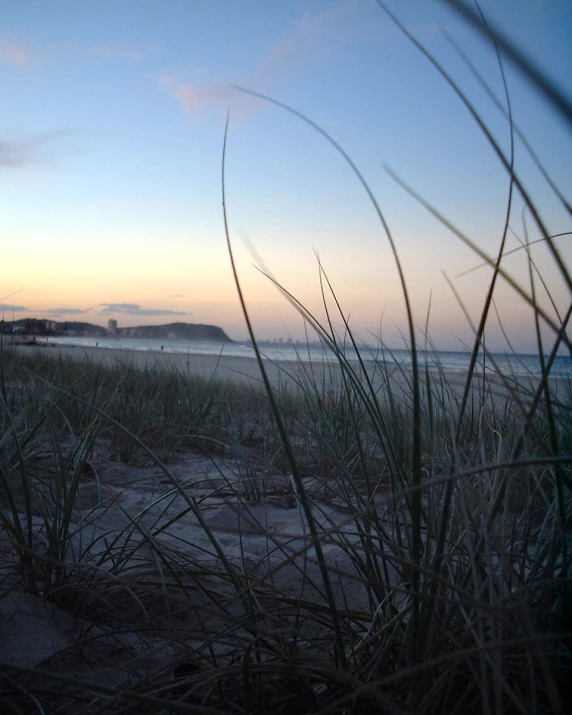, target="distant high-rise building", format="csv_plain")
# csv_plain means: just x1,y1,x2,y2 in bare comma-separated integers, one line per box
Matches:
108,319,118,336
